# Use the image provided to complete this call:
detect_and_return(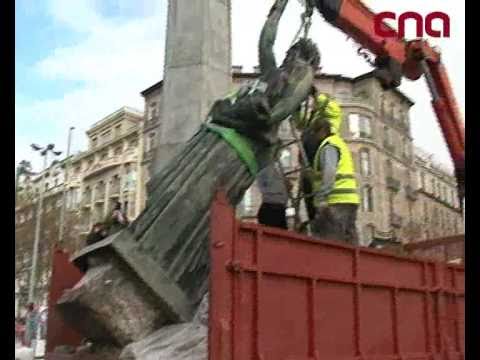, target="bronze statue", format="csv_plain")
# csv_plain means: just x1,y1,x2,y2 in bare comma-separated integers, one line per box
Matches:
121,0,320,311
67,0,321,343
